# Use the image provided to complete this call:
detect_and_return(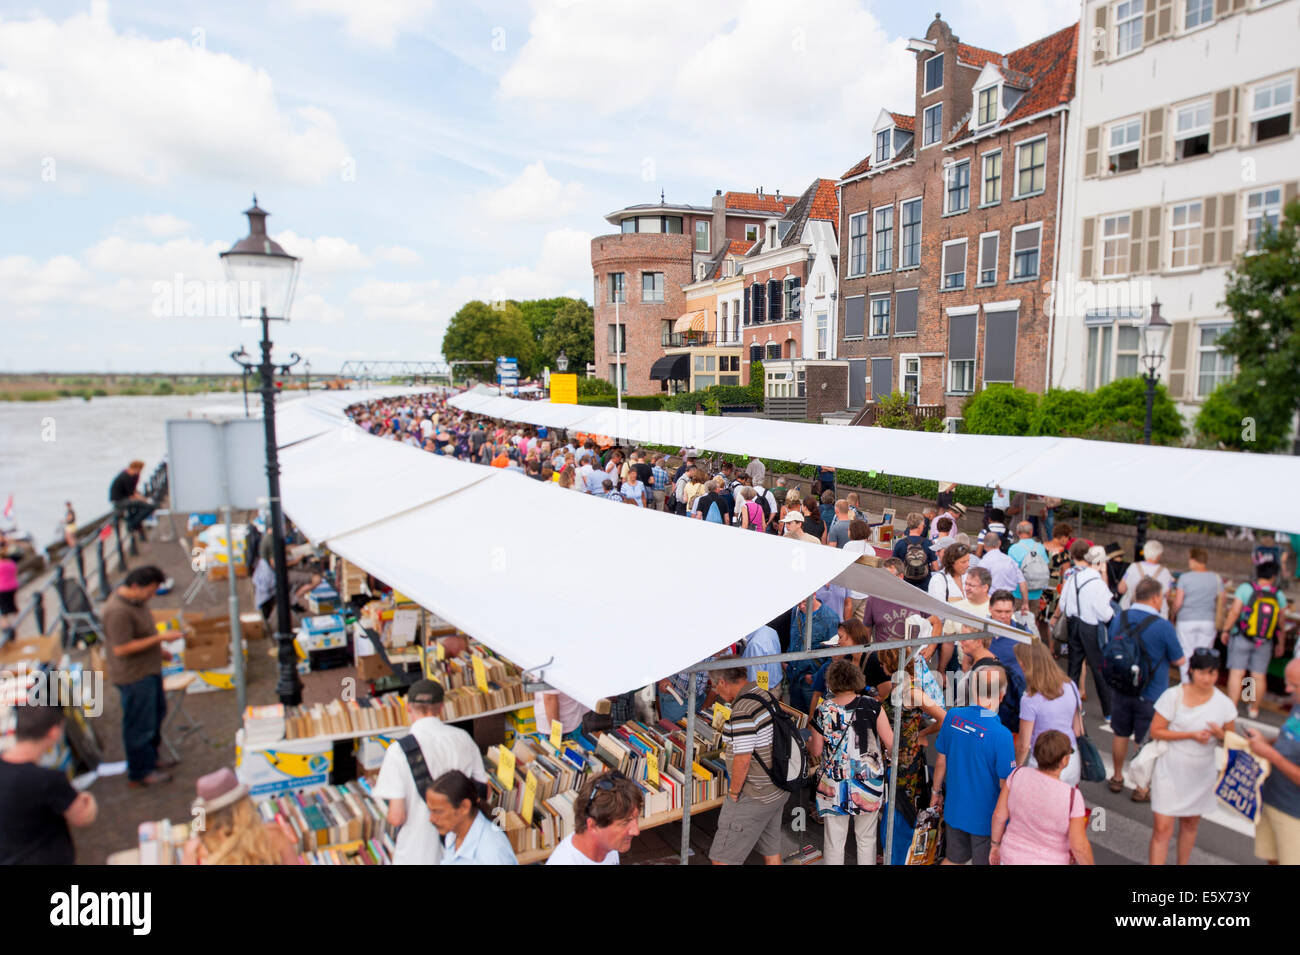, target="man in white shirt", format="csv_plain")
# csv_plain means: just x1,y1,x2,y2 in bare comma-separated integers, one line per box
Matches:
373,680,487,865
1117,539,1175,617
546,772,644,865
975,533,1027,607
1052,540,1117,722
534,688,590,741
